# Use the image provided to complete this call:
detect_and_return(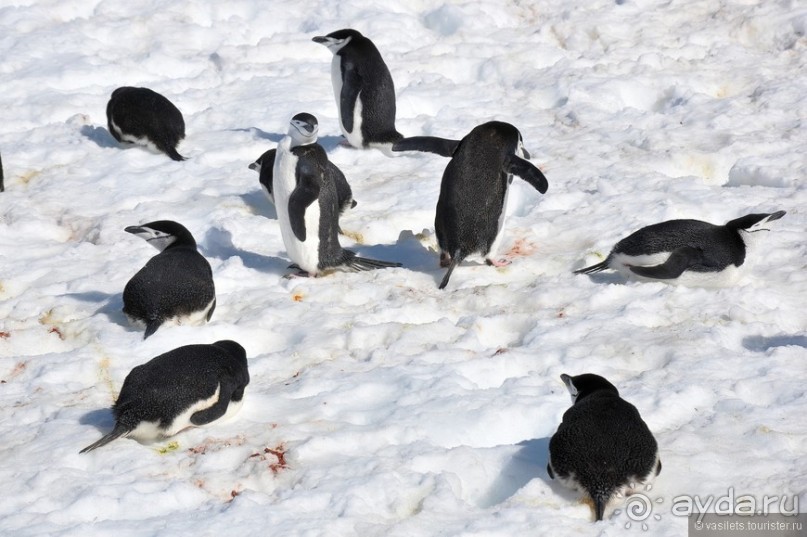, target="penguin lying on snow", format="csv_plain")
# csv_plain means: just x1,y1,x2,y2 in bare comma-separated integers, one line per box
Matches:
249,145,356,214
392,121,548,289
123,220,216,339
80,340,249,453
273,112,402,276
575,210,786,285
312,29,461,156
548,373,661,522
107,86,186,161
